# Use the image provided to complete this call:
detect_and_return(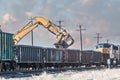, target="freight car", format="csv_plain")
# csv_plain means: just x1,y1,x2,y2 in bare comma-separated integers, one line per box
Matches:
81,51,109,66
14,45,65,69
0,32,15,71
81,50,102,66
43,47,63,68
62,49,80,67
14,45,44,69
14,45,81,69
13,45,110,70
